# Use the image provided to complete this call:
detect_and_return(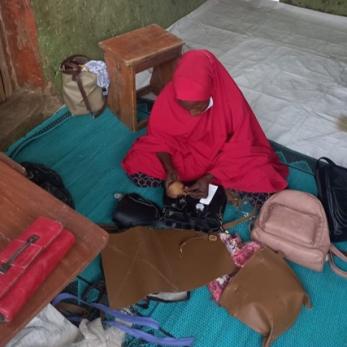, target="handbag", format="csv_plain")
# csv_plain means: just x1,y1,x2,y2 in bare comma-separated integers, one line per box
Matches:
21,162,74,208
219,246,311,347
112,193,161,229
60,55,106,117
111,187,227,233
158,185,227,232
251,190,347,277
315,157,347,242
0,217,75,322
